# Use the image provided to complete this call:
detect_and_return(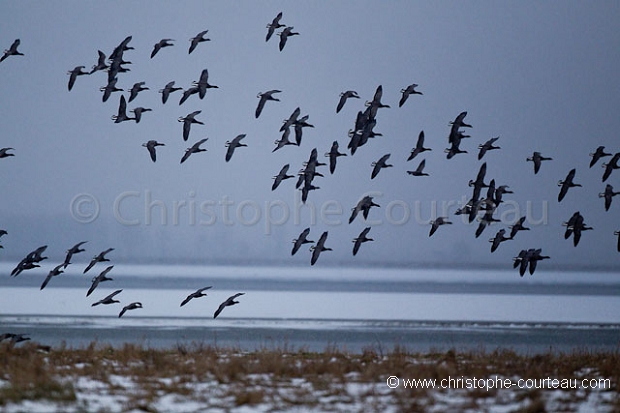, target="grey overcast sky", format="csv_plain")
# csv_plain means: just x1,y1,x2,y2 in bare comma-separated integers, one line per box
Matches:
0,1,619,269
